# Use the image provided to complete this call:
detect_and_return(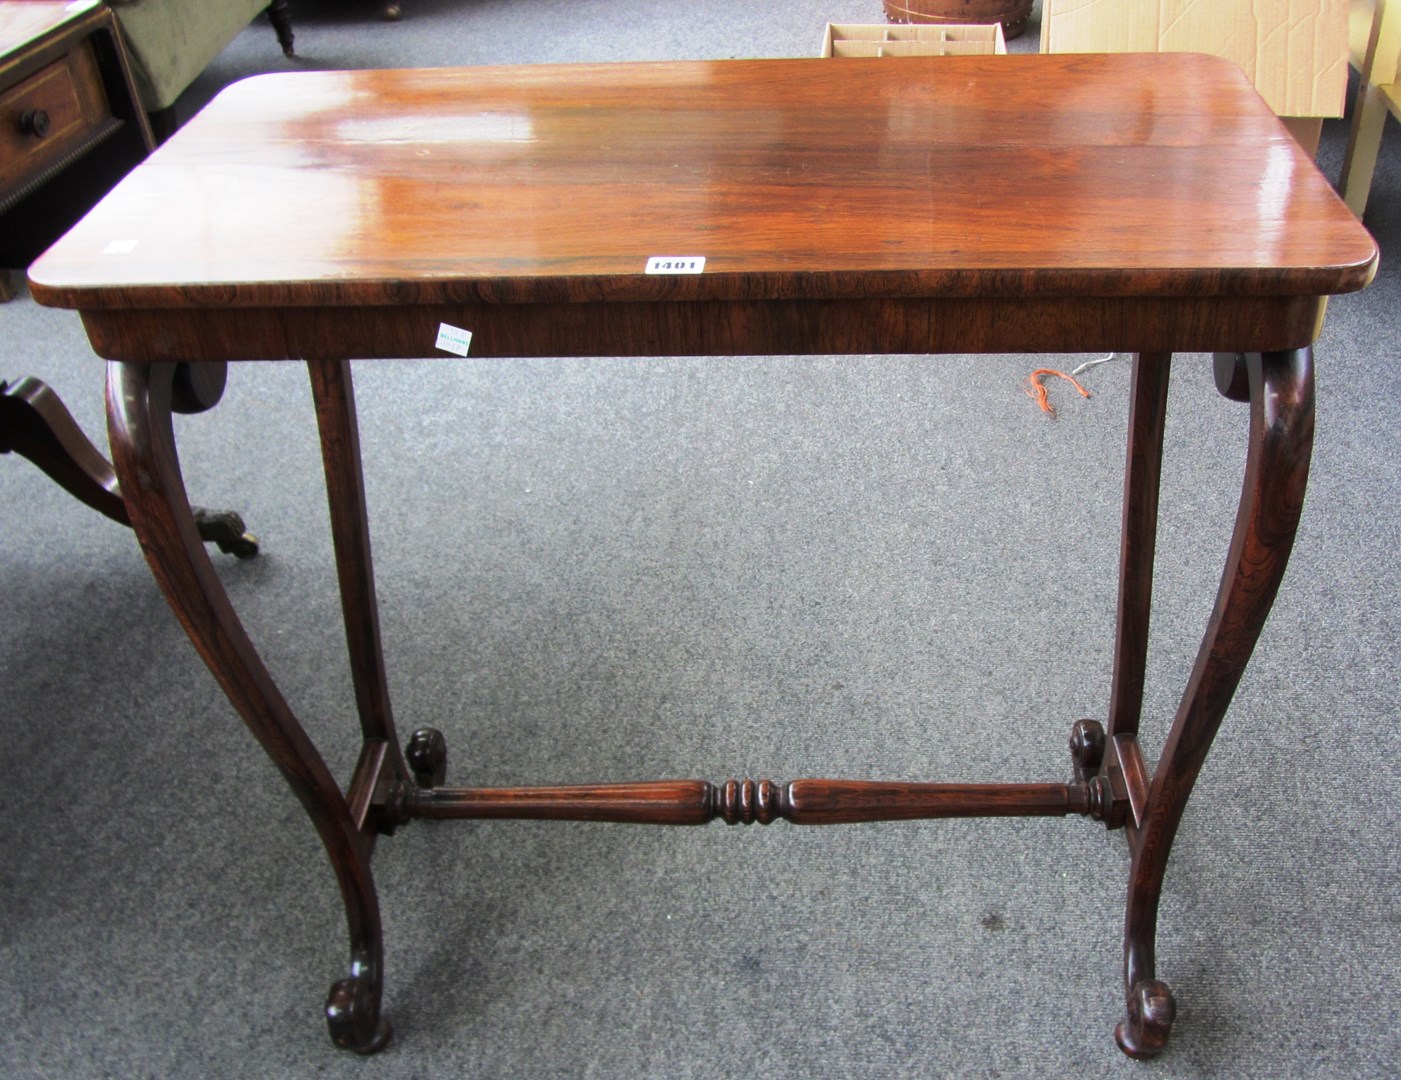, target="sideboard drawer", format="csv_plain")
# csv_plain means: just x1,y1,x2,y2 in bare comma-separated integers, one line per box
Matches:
0,37,113,200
